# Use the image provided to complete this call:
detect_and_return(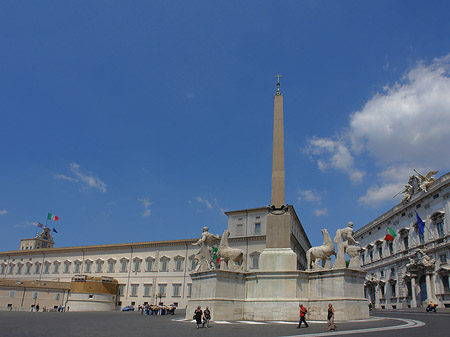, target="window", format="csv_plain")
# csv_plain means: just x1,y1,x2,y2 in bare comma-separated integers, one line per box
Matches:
16,264,23,275
74,263,81,273
146,258,154,272
64,262,70,273
436,221,445,238
380,270,384,277
388,242,394,255
403,236,409,250
391,268,396,277
440,254,447,264
369,249,373,262
34,264,41,274
53,263,59,274
108,260,115,273
418,231,425,244
25,264,31,275
160,258,169,272
55,293,60,300
8,264,14,275
391,283,396,297
131,284,138,297
190,257,196,271
133,260,141,272
443,275,450,293
250,253,260,269
361,253,365,265
173,284,181,297
118,285,125,296
96,261,103,273
175,259,183,272
85,261,92,273
187,284,192,297
43,263,49,274
158,284,166,297
378,246,383,259
254,223,261,234
380,285,385,297
144,284,152,297
9,291,15,298
236,224,243,236
120,260,128,273
32,292,38,299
